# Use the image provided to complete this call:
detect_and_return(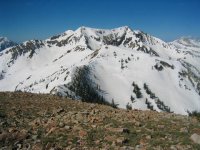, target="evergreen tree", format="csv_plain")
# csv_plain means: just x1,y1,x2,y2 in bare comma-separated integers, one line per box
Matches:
126,103,132,110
